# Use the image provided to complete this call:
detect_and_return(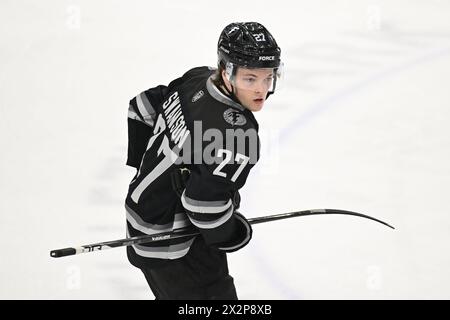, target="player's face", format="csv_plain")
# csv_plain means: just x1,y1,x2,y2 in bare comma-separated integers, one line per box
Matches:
223,67,274,112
